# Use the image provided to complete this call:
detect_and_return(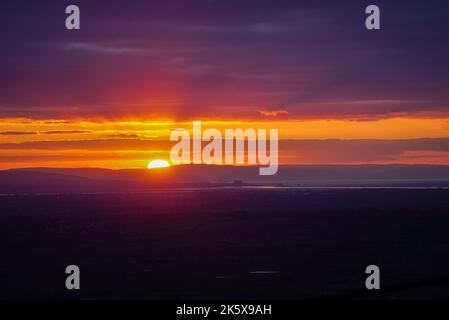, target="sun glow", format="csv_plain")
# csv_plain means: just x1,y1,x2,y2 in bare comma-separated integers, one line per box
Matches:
147,159,171,169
